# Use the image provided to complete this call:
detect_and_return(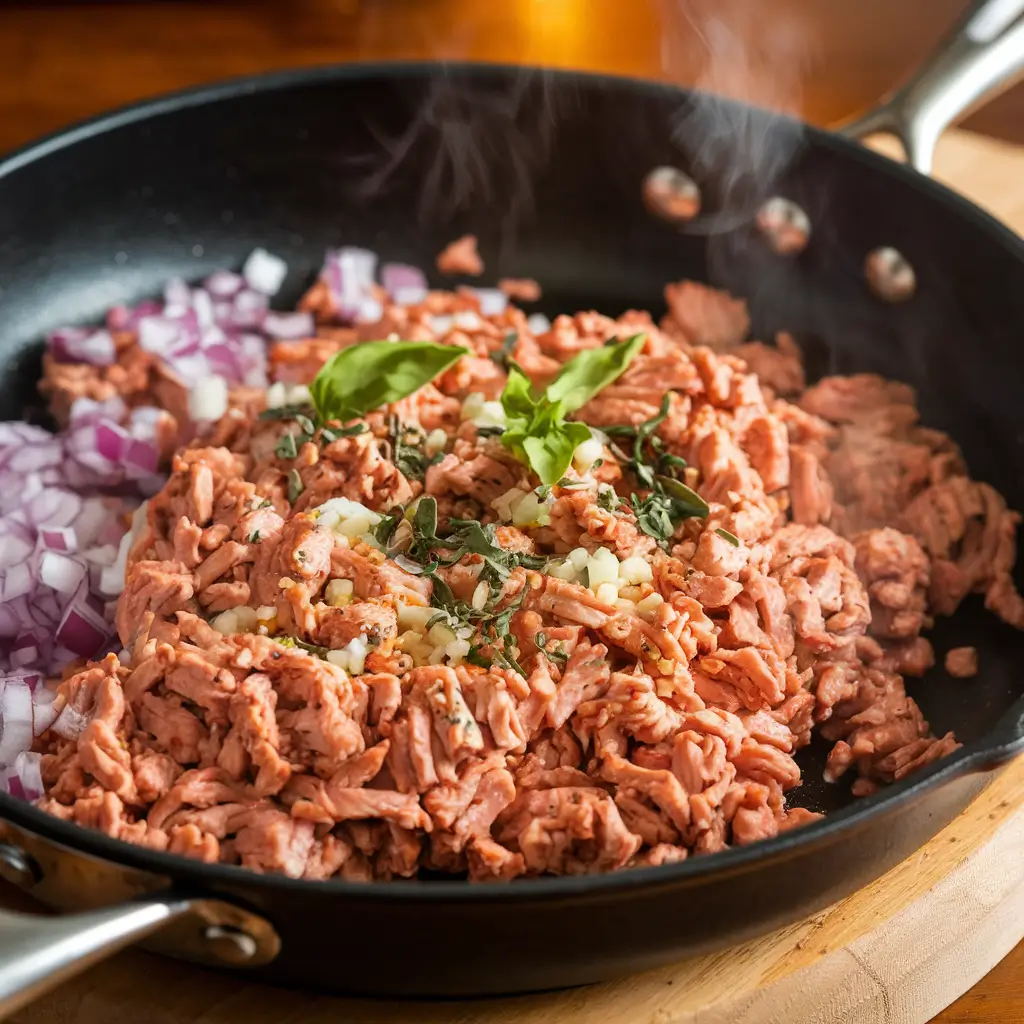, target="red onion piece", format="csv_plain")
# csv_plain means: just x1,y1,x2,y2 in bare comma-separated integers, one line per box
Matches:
10,751,43,800
38,527,77,553
323,247,378,322
0,679,34,766
51,702,91,741
204,270,244,297
48,327,116,367
470,288,508,316
263,311,314,340
55,586,113,658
